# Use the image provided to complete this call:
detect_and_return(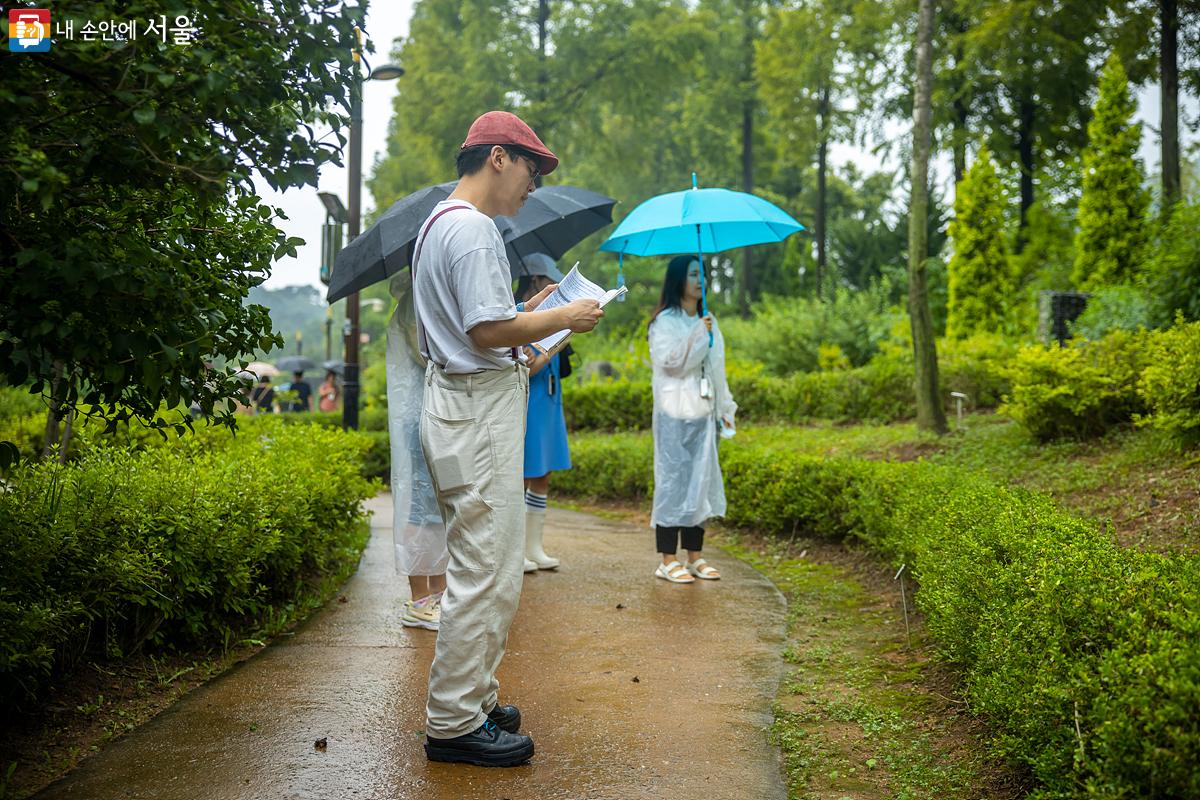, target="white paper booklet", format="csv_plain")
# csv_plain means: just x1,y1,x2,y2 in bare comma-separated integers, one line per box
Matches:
530,263,627,354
